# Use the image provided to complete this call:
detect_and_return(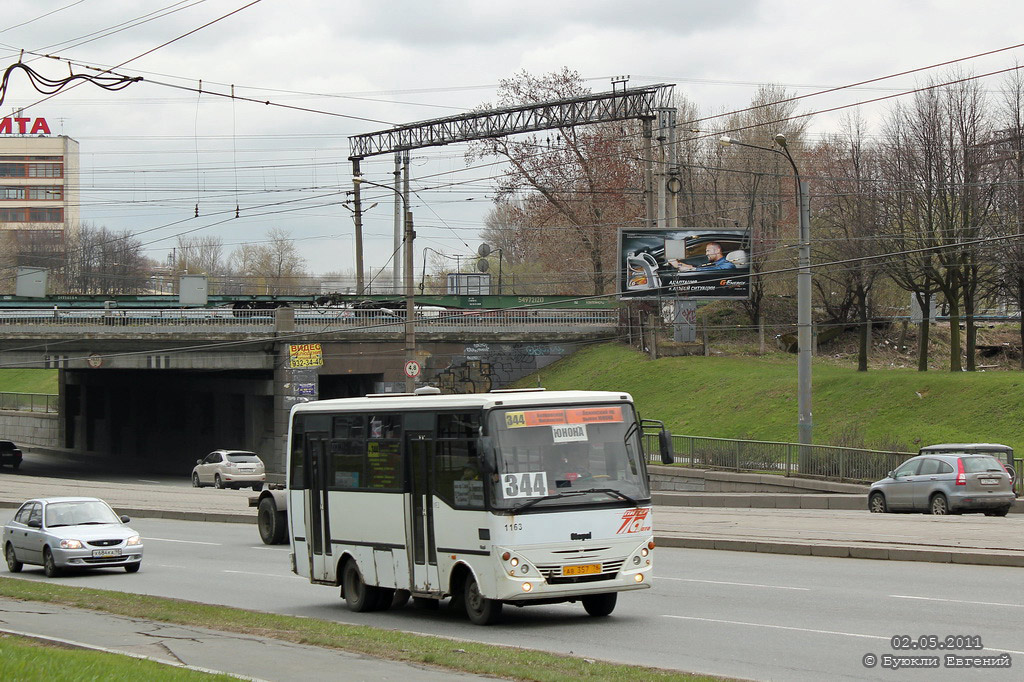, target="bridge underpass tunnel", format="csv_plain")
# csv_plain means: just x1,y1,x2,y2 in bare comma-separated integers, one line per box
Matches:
61,369,274,475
